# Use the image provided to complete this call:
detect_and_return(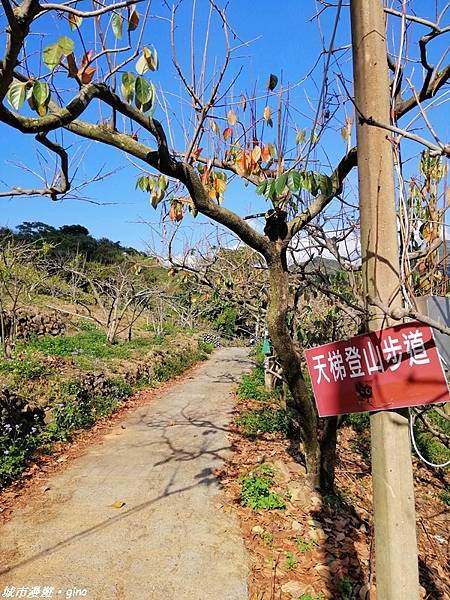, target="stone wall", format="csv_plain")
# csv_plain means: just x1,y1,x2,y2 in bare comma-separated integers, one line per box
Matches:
0,308,67,340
